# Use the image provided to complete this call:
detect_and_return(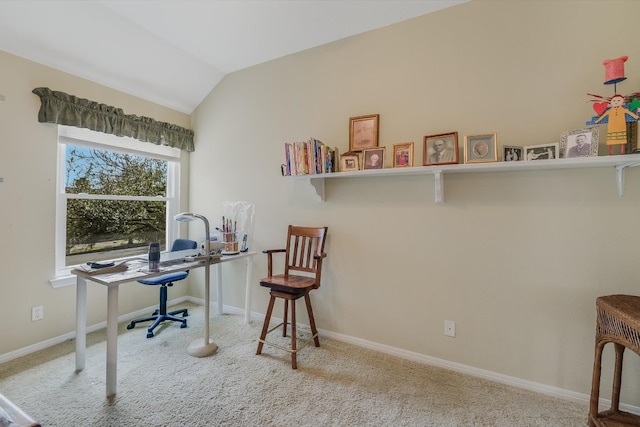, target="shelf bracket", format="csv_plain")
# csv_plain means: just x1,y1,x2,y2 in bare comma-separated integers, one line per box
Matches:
615,162,640,197
308,177,325,202
434,171,443,203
